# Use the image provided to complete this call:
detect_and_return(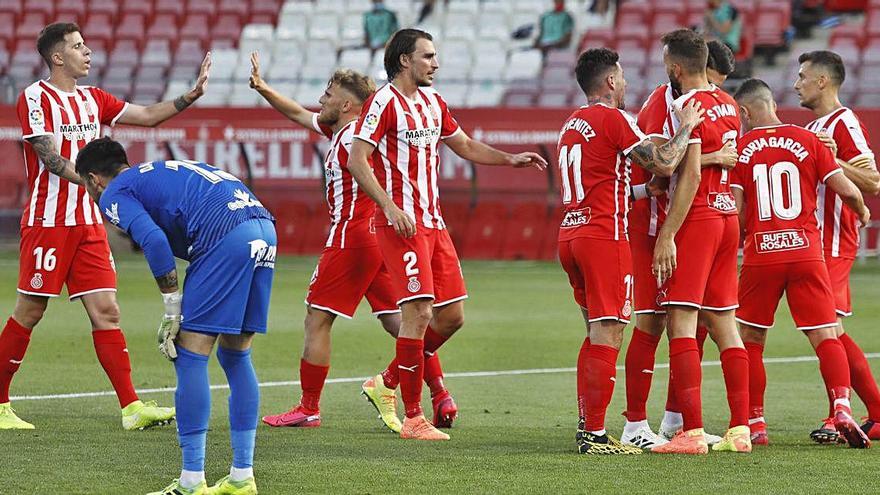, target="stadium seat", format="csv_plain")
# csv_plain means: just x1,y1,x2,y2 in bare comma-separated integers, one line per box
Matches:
141,40,173,69
338,48,372,73
447,0,481,15
57,0,87,25
155,0,185,17
616,1,650,28
436,81,469,107
501,202,547,260
313,0,347,15
502,90,536,107
228,86,261,107
115,13,147,45
16,13,47,40
466,80,505,107
180,13,212,46
26,0,54,18
340,15,364,46
101,79,132,100
120,0,153,18
296,79,328,106
445,12,478,40
239,24,276,55
82,12,115,46
504,49,542,81
187,0,218,18
461,202,508,259
212,14,244,45
210,49,240,80
477,10,510,41
0,0,22,19
308,13,340,40
88,0,119,18
108,40,141,68
219,0,250,21
146,14,180,42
